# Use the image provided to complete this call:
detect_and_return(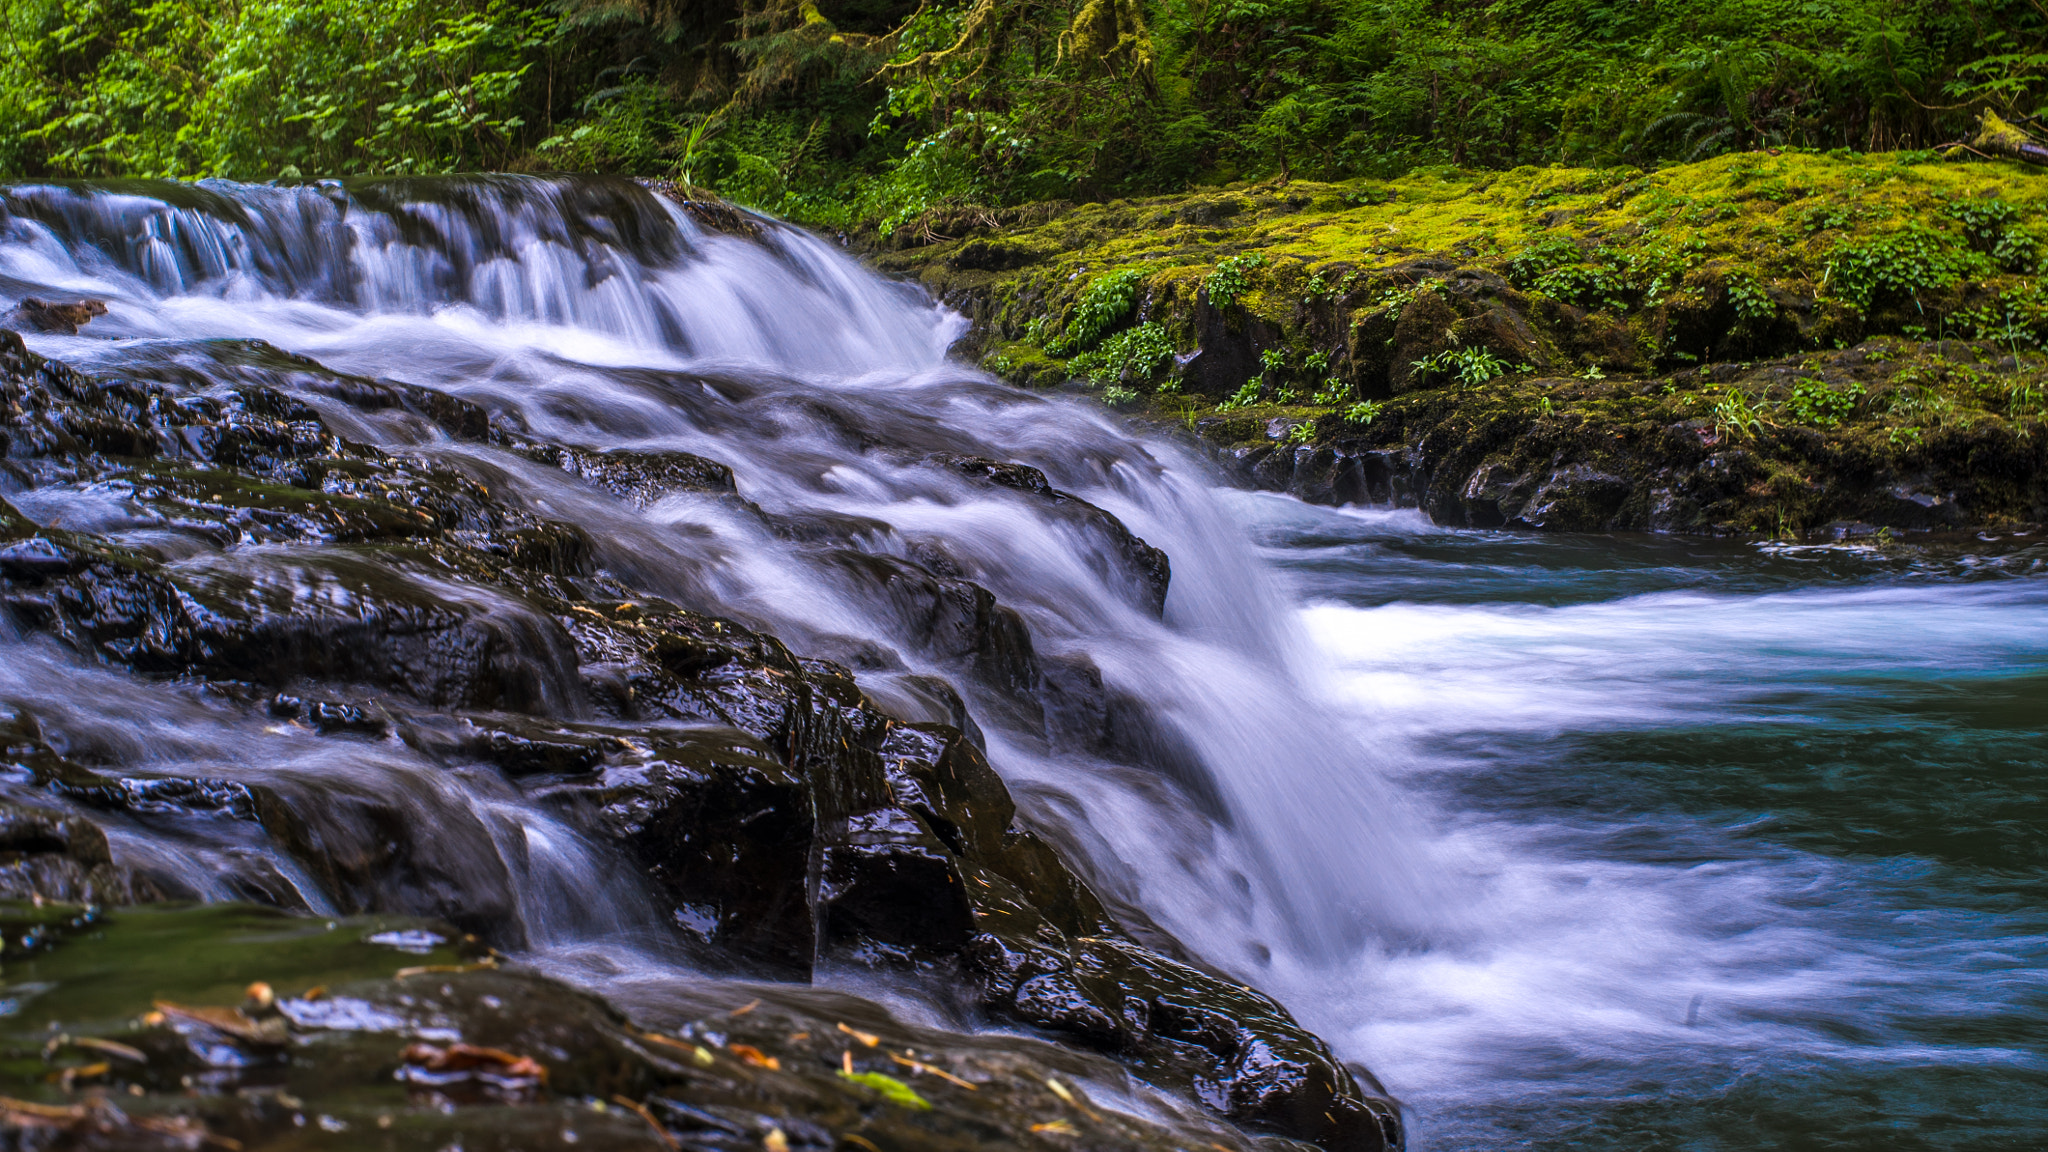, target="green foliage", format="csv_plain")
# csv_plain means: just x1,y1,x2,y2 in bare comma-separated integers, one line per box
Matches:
1068,320,1173,384
3,0,2046,210
1725,271,1775,323
837,1070,931,1110
1217,378,1264,411
1413,346,1510,388
1712,387,1768,439
1,0,552,177
1787,378,1865,426
1343,399,1384,424
1064,268,1148,351
1825,228,1981,314
1205,254,1266,312
1947,197,2041,273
